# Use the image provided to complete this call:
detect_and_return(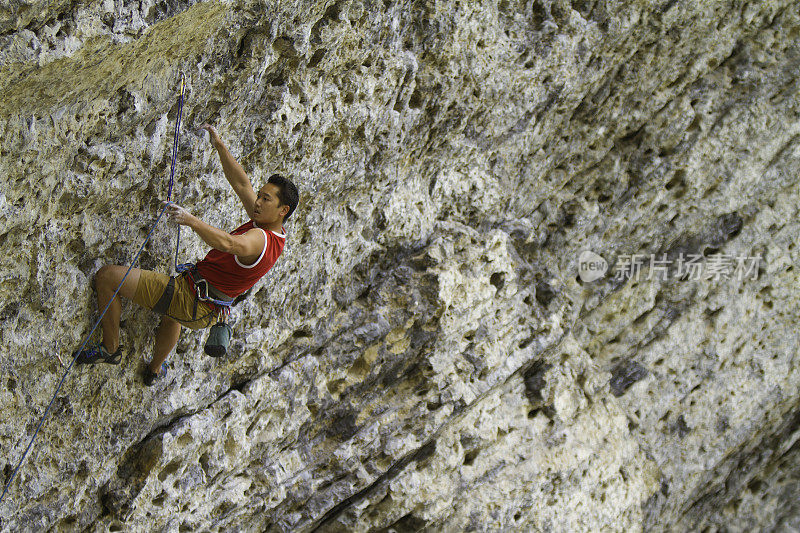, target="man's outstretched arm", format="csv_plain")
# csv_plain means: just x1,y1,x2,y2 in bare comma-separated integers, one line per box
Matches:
200,124,257,220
